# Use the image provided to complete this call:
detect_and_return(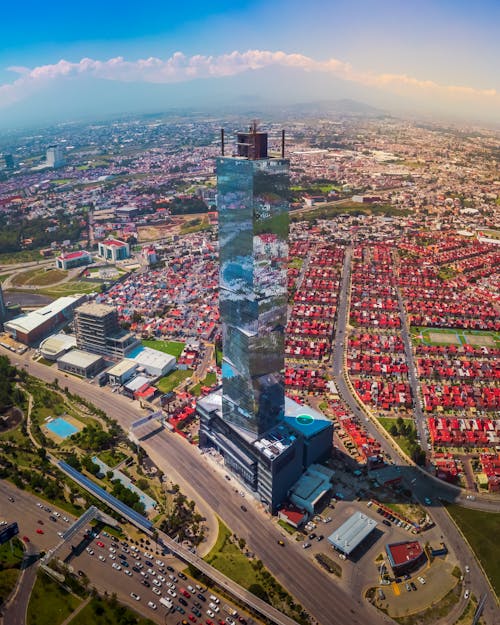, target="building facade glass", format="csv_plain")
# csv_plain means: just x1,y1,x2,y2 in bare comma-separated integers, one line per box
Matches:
218,154,290,436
